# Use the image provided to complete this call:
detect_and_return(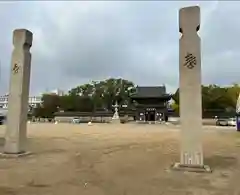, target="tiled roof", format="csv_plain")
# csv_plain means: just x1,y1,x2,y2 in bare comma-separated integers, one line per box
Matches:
131,86,167,98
